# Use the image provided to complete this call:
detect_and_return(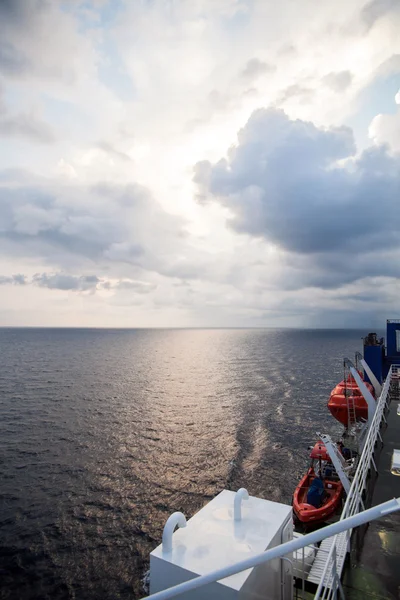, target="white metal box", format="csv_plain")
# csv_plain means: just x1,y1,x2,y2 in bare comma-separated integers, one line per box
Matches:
150,489,293,600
